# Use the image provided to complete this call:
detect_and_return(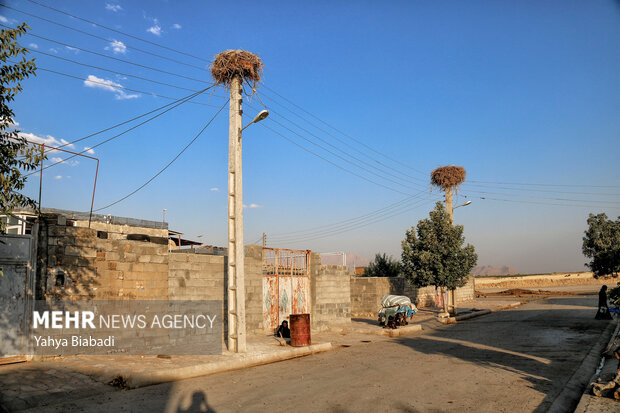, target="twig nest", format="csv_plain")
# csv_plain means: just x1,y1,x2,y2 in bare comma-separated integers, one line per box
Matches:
431,166,466,189
210,50,263,89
